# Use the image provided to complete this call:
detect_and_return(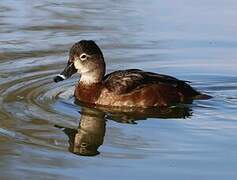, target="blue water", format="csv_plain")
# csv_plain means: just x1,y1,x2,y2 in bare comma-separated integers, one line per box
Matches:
0,0,237,179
